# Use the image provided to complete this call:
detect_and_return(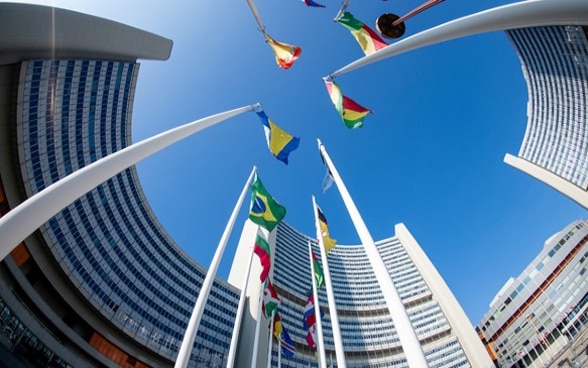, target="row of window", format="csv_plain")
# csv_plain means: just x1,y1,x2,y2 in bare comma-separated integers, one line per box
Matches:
17,59,240,364
509,26,588,188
